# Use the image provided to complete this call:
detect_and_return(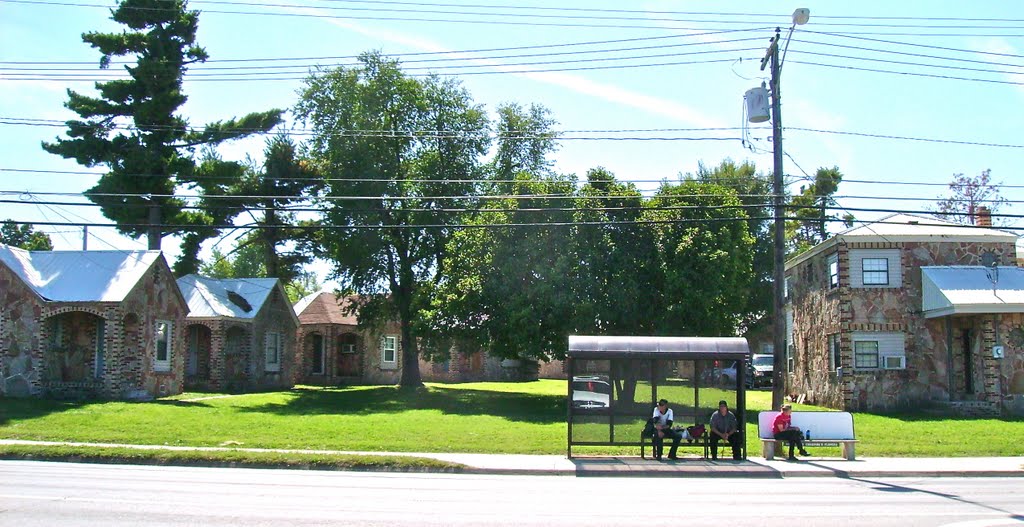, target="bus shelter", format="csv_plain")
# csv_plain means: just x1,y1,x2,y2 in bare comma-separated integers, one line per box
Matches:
566,335,750,458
